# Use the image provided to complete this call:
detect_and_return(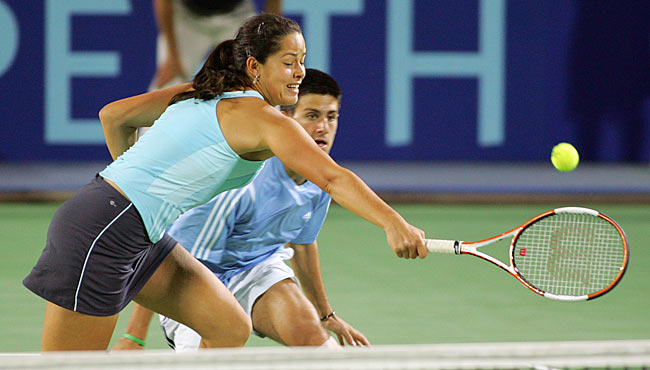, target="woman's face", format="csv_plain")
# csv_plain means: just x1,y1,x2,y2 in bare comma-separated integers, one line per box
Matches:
255,32,306,106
